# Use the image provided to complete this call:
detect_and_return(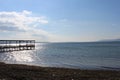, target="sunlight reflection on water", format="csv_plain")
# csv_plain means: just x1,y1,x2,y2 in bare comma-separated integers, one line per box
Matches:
0,43,44,65
0,51,34,62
